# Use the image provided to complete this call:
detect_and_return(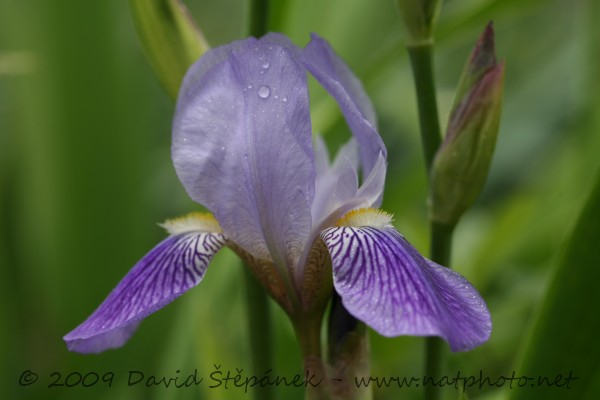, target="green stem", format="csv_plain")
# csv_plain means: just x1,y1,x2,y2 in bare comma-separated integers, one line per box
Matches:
244,2,273,400
293,317,329,400
406,39,451,400
430,221,454,266
425,221,454,400
243,267,273,400
248,0,270,37
407,43,442,175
